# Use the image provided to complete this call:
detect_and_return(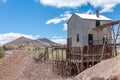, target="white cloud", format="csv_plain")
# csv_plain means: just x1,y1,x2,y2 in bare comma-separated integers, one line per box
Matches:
63,23,67,31
3,0,6,3
46,11,72,24
46,17,66,24
39,0,120,13
40,0,88,8
46,11,71,31
86,9,93,14
0,0,6,3
52,36,63,39
51,36,66,44
0,32,40,45
88,0,119,13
